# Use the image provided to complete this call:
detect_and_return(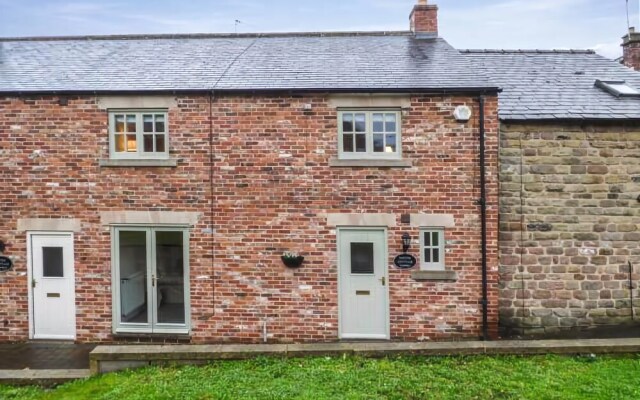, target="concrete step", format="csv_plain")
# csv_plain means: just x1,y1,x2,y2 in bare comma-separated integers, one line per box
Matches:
0,369,90,387
90,338,640,374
